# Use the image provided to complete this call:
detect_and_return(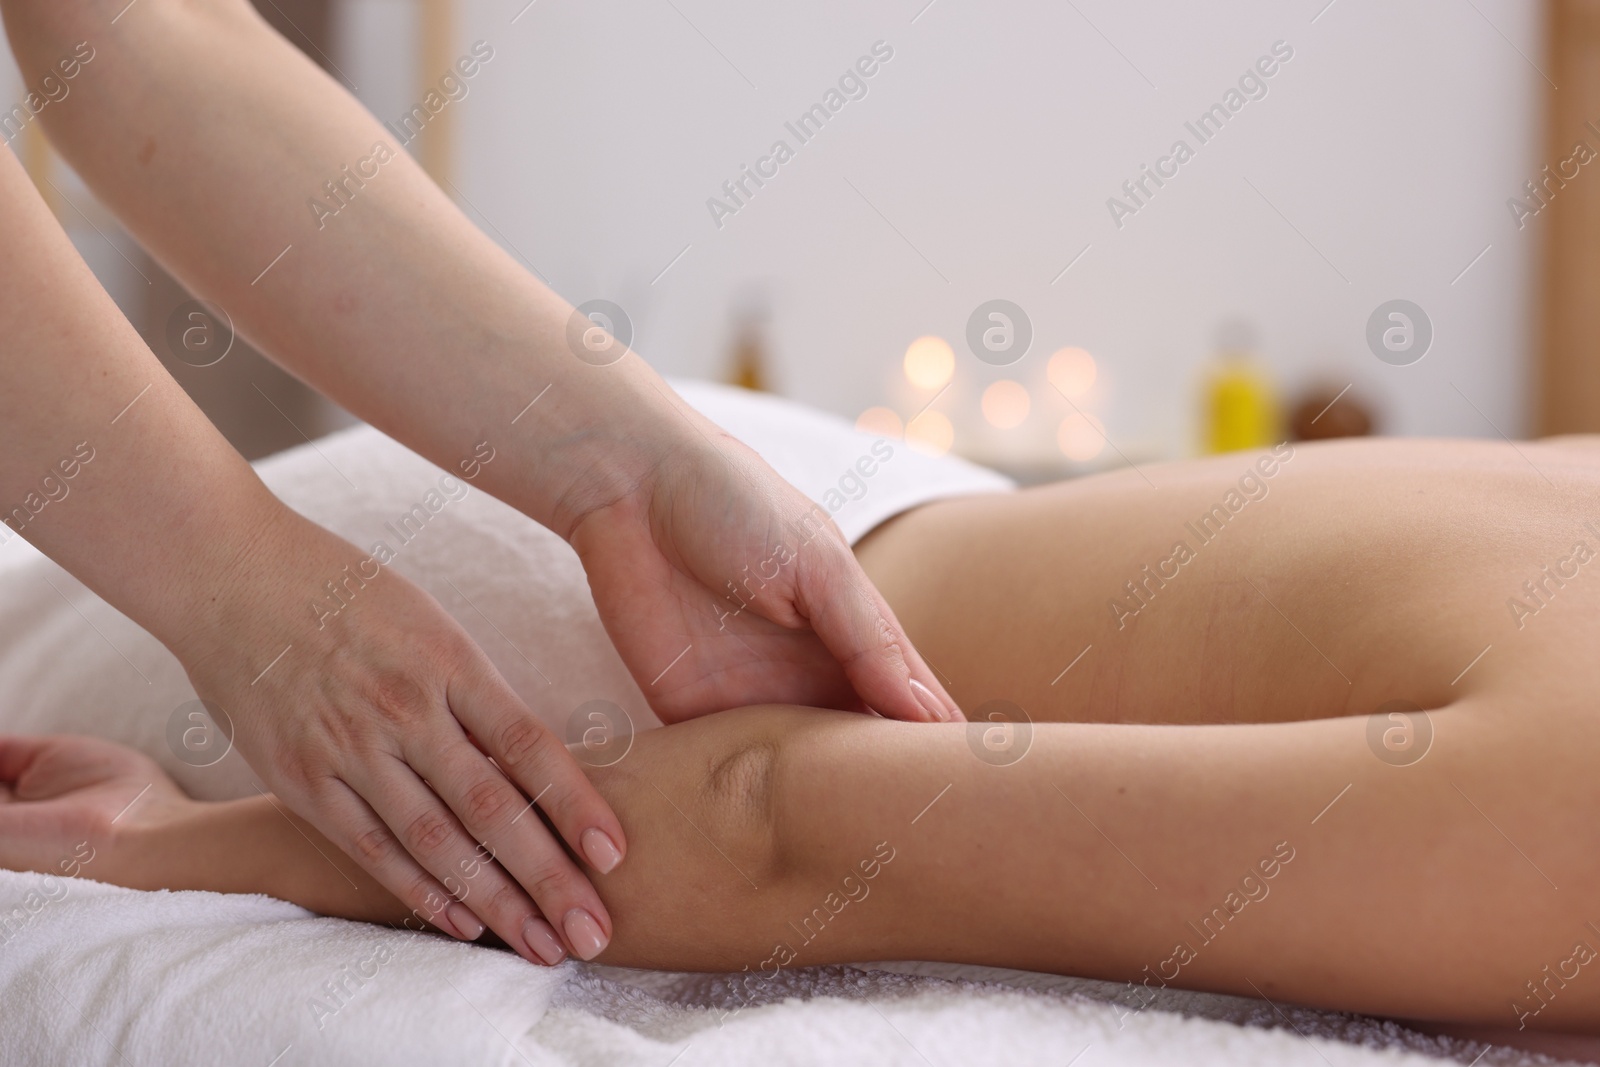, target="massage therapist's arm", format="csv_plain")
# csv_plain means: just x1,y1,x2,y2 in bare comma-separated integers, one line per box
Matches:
0,145,629,962
0,0,959,726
